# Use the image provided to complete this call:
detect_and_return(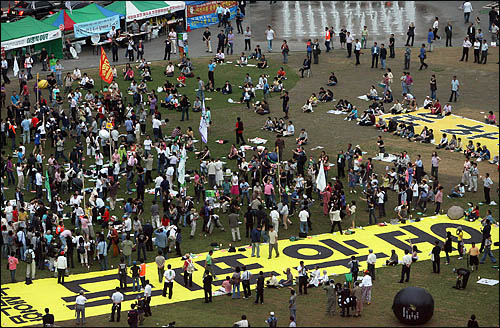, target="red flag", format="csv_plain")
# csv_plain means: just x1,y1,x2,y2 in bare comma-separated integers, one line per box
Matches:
99,46,113,84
